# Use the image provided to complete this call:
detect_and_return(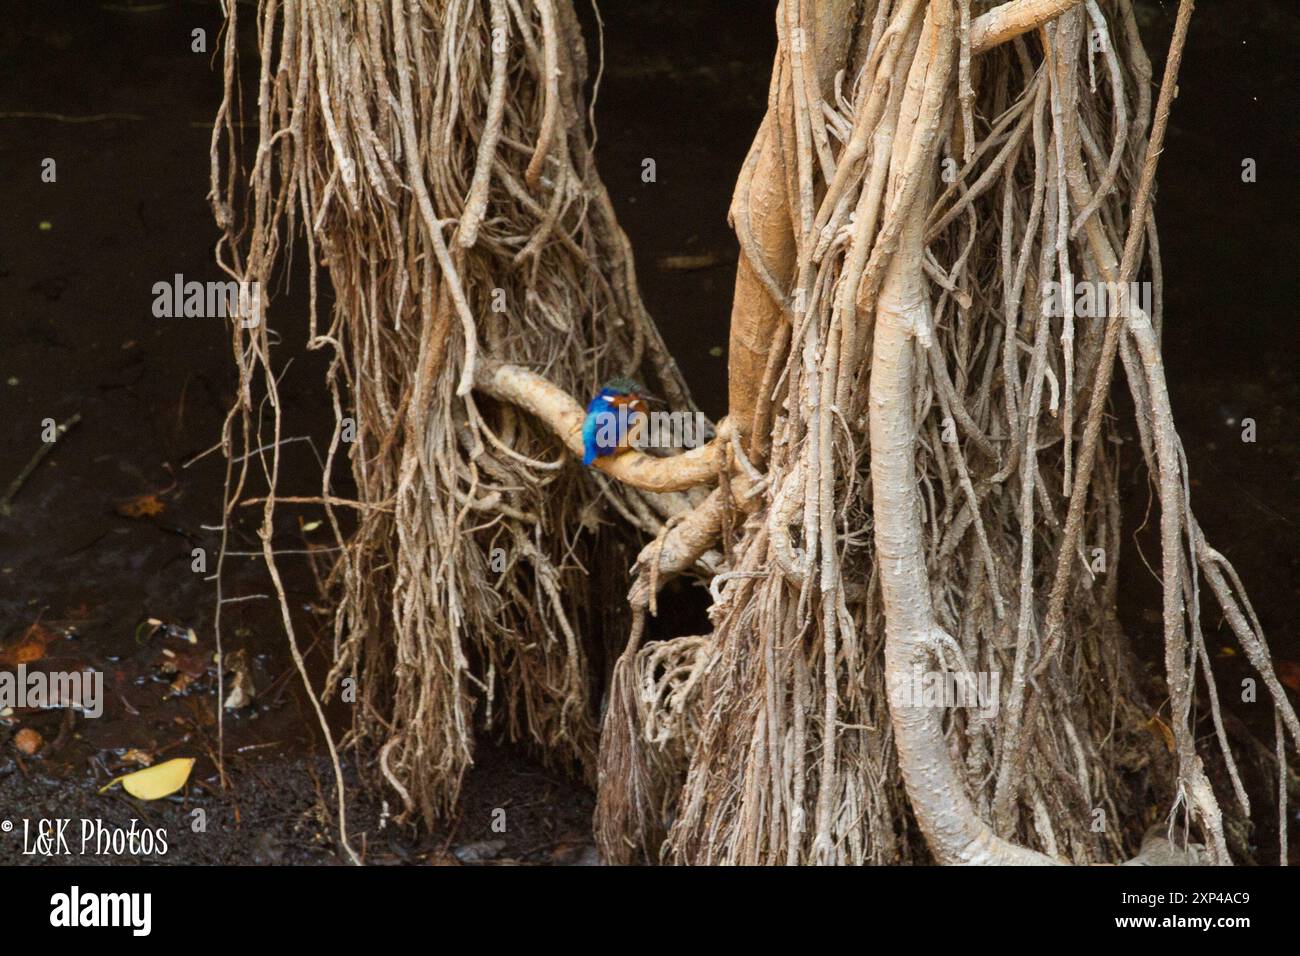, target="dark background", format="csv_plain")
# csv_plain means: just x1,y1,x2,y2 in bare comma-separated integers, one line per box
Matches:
0,0,1295,864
